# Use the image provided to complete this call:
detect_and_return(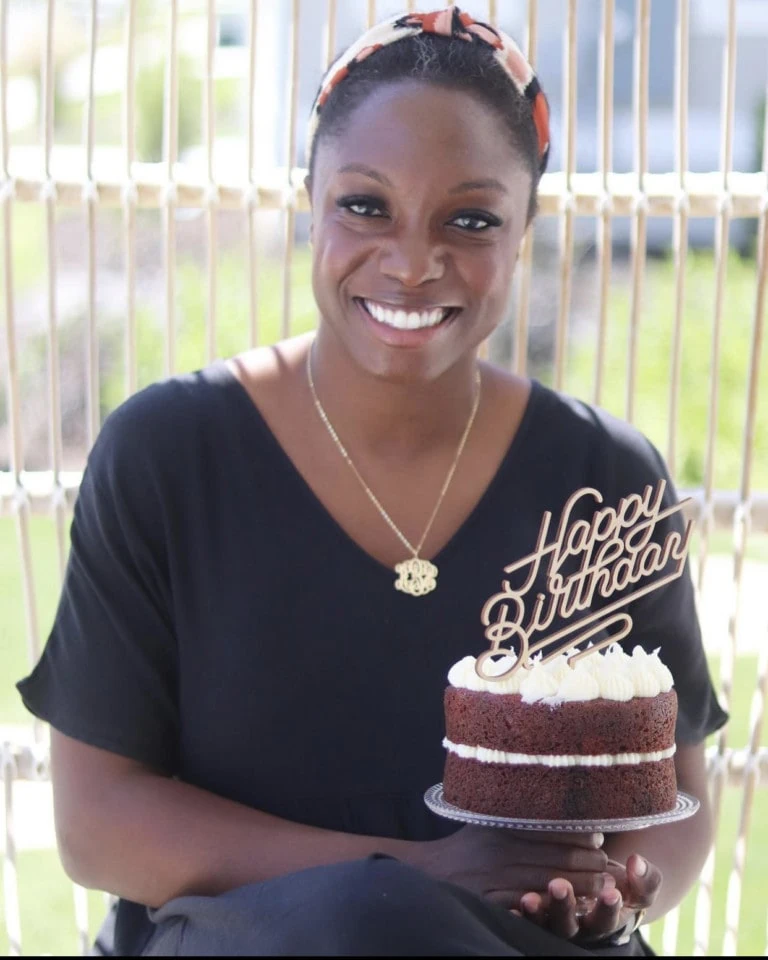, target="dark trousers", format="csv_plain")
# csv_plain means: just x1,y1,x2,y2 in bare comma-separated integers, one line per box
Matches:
141,855,652,957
